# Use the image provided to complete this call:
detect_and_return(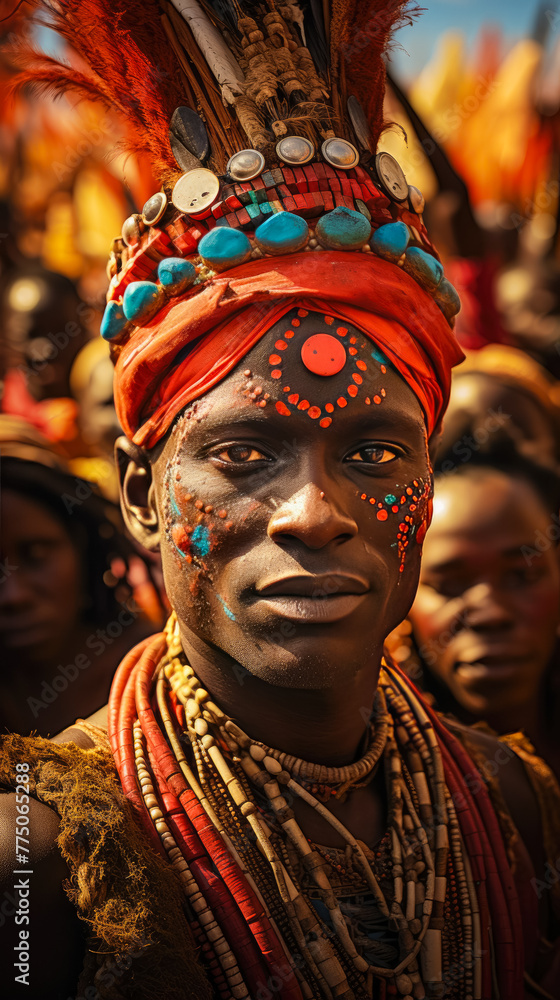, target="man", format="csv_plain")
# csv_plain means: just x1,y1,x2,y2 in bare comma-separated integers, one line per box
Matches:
1,1,559,998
